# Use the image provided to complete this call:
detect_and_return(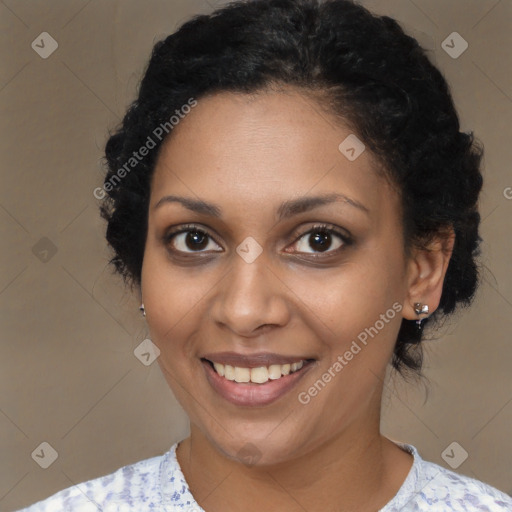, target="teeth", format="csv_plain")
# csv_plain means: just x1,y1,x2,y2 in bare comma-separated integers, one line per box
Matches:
234,367,250,383
268,365,282,380
209,360,306,384
213,362,225,377
251,367,269,383
224,365,235,381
